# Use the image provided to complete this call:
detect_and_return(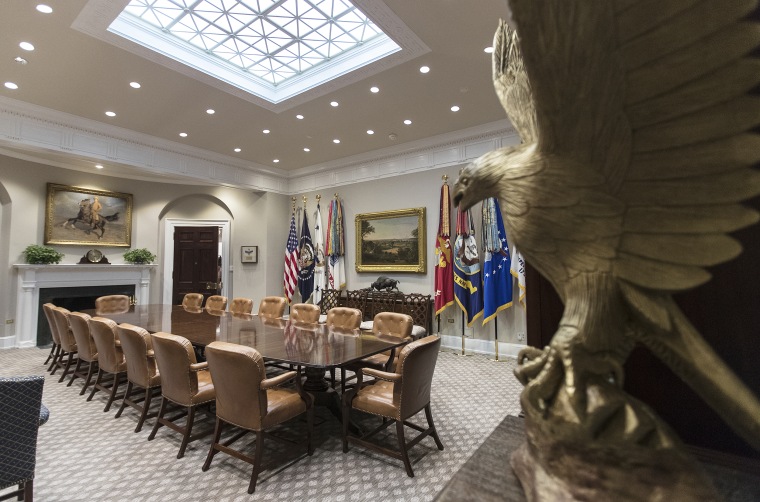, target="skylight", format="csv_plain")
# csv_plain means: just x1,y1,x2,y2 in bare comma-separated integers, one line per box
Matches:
116,0,398,102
